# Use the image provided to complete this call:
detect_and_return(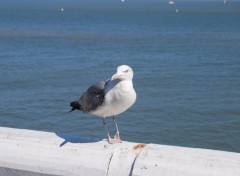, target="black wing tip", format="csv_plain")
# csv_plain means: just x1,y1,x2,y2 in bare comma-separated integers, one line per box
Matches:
69,101,81,112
